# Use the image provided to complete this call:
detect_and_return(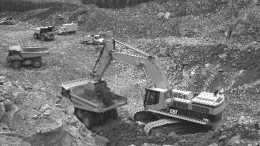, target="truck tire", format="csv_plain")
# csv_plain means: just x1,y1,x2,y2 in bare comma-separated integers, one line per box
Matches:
11,60,22,69
75,108,83,119
33,33,38,39
32,58,42,68
109,109,118,120
82,111,93,129
40,34,45,41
